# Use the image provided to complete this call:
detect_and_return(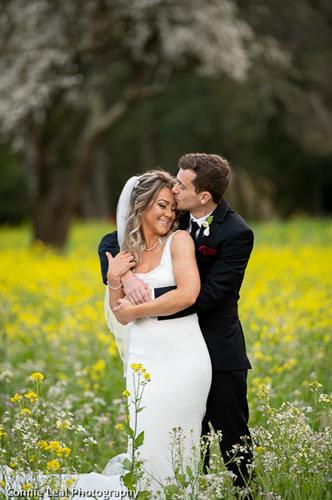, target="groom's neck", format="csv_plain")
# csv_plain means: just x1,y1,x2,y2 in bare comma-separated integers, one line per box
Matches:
190,201,217,219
